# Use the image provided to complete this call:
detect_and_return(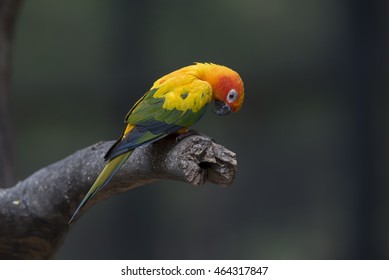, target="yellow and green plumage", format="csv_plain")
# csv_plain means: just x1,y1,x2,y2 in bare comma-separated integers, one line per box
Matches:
69,63,245,223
